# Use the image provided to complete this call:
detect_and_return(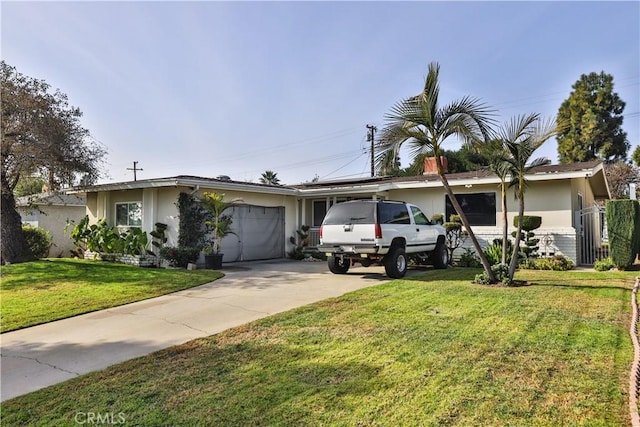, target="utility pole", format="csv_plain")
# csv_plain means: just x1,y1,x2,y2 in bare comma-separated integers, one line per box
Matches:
366,124,377,177
127,161,143,181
